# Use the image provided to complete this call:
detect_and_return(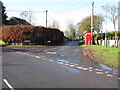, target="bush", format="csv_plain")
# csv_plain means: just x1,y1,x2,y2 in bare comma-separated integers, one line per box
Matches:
95,31,120,40
0,25,64,45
